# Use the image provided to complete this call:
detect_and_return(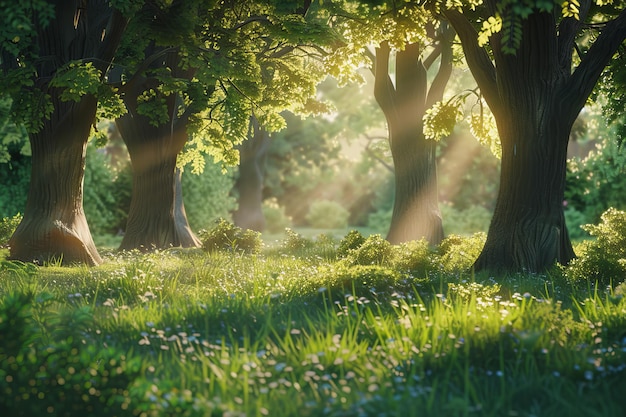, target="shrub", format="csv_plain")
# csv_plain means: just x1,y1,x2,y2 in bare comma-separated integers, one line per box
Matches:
198,218,261,254
83,144,119,236
0,213,22,247
282,228,314,252
391,239,435,275
564,206,591,241
565,207,626,285
345,234,392,266
304,263,404,299
0,156,29,219
337,230,366,258
262,198,292,234
565,137,626,225
437,232,486,273
366,208,392,235
305,200,349,229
